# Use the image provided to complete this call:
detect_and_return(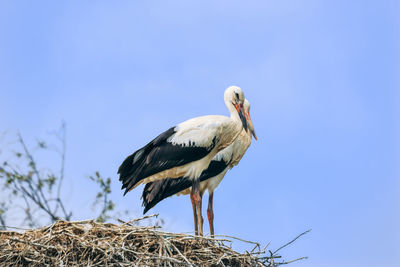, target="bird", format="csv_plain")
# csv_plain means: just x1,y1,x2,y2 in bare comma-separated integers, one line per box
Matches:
118,86,253,236
141,99,256,236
